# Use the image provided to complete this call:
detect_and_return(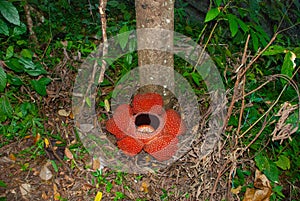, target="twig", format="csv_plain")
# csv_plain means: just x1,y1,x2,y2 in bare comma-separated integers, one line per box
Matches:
236,75,246,140
79,0,108,109
236,35,250,138
23,3,38,43
98,0,108,84
239,71,300,139
193,22,218,73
